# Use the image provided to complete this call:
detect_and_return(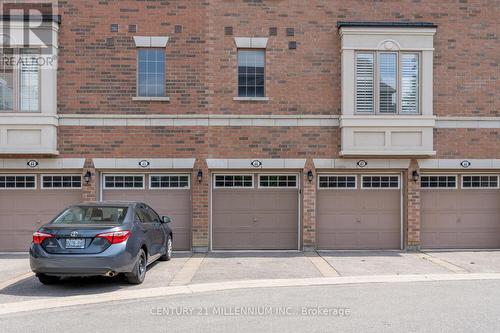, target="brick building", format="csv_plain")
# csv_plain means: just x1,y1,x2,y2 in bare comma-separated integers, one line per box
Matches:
0,0,498,252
